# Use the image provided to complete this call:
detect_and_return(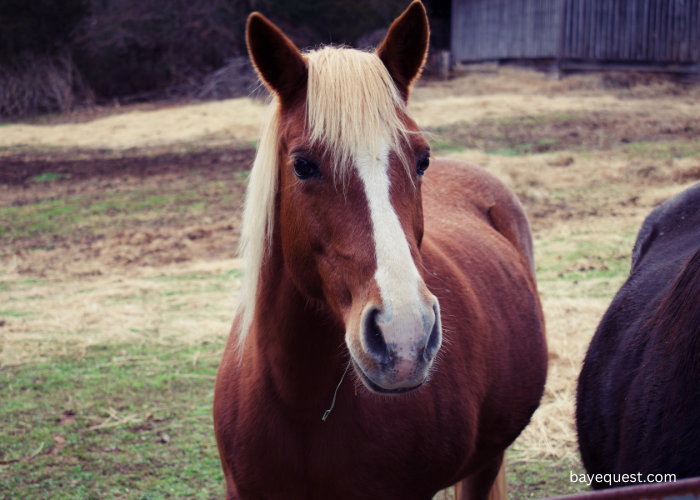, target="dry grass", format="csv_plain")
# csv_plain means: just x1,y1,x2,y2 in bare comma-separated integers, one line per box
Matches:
4,68,700,151
410,93,700,129
414,67,700,100
0,259,242,368
513,296,608,463
0,97,269,150
444,148,700,230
